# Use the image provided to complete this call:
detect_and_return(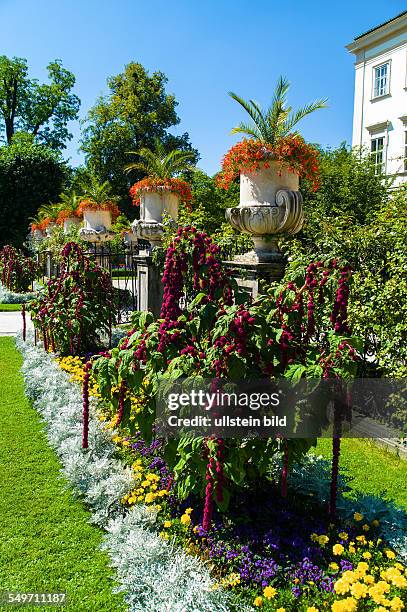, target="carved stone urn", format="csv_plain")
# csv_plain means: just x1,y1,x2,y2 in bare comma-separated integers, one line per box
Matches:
63,217,80,234
226,161,304,263
131,190,179,251
45,222,57,238
79,208,116,243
